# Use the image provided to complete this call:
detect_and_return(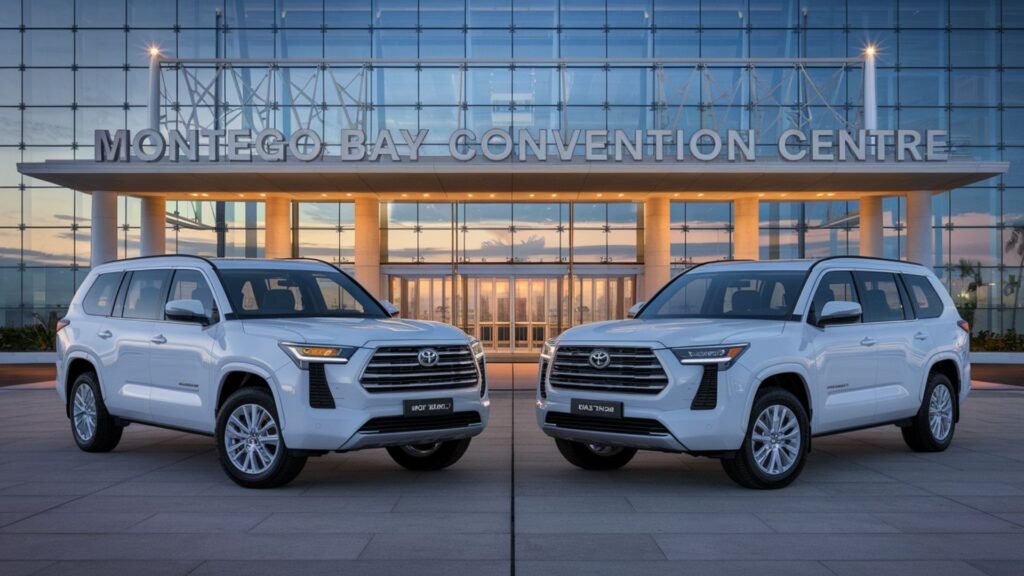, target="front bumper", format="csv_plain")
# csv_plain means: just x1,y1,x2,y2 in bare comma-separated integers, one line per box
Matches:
273,346,491,451
536,347,752,453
